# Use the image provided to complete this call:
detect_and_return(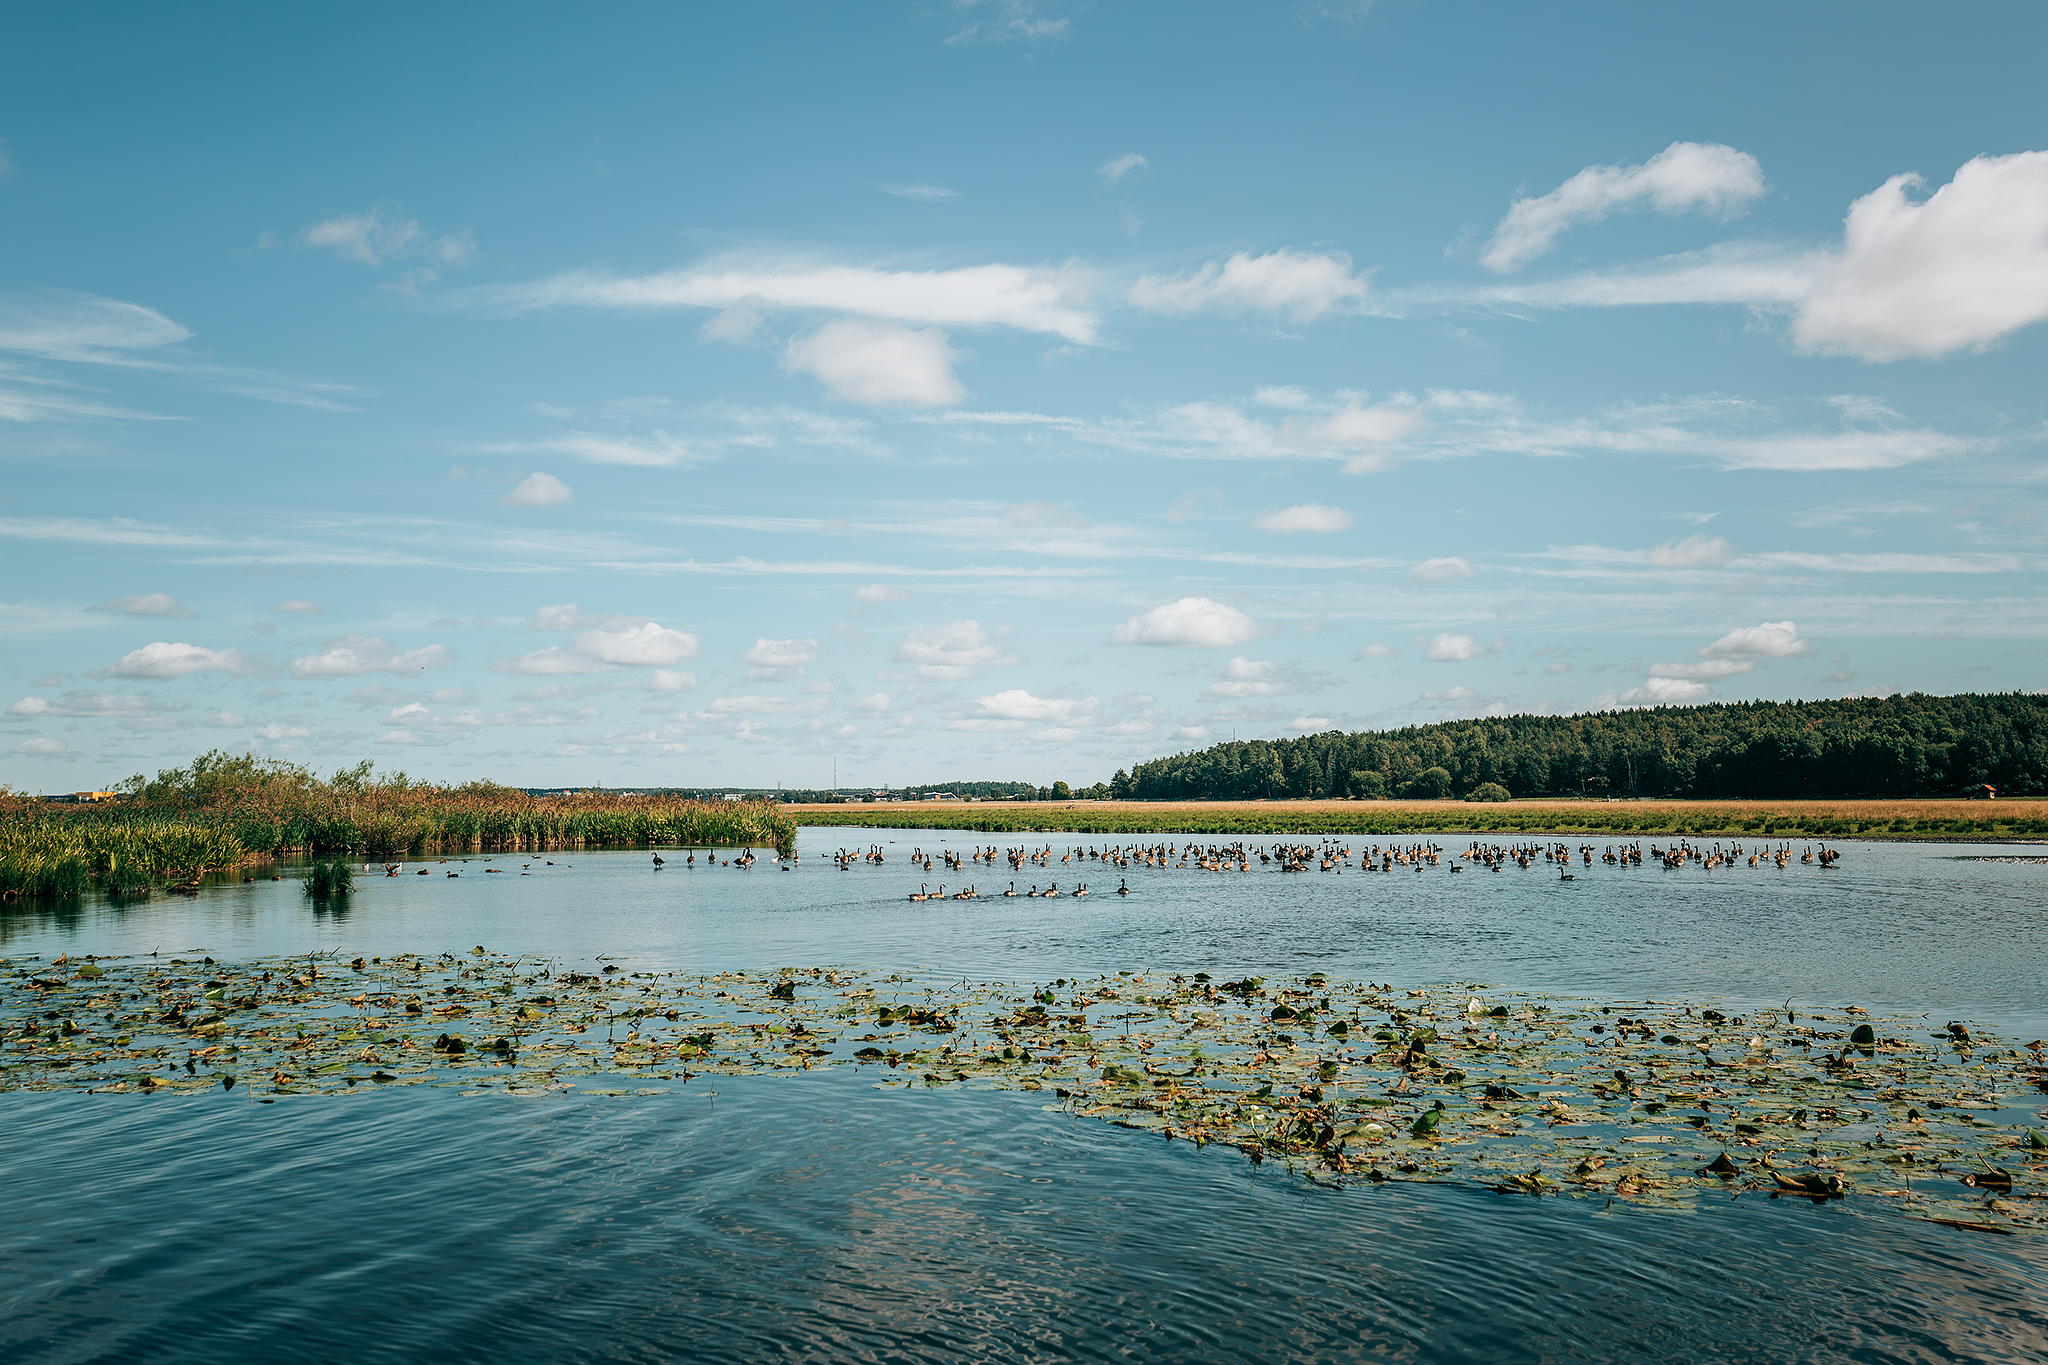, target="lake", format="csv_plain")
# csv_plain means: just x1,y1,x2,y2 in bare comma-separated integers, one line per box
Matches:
3,827,2045,1363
